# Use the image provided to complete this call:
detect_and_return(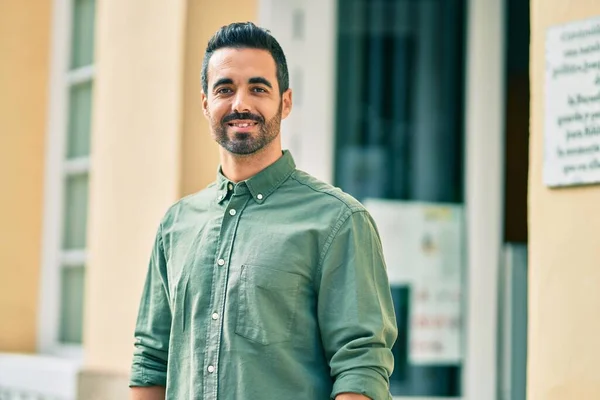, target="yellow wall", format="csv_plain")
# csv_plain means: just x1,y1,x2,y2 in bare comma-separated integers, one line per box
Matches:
0,0,51,352
528,1,600,399
180,0,258,196
83,0,257,376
